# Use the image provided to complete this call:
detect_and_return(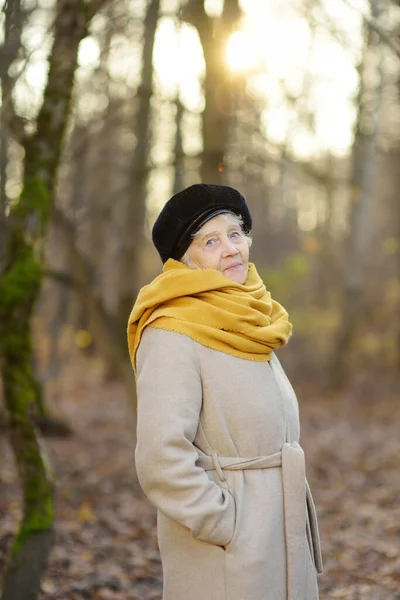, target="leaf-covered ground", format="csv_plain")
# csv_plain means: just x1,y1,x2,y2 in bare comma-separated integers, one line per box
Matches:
1,369,399,600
